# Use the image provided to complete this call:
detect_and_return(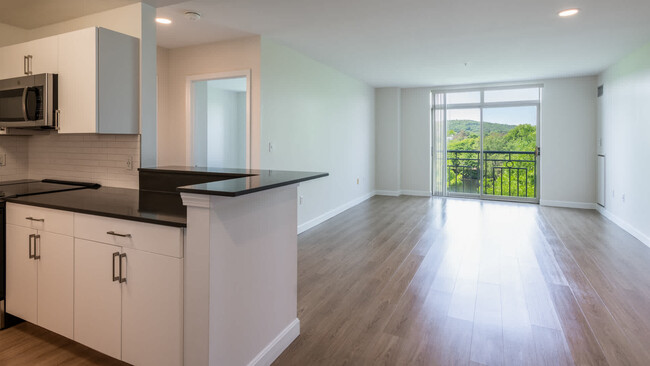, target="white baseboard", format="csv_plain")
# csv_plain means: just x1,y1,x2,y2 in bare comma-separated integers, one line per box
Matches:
375,190,400,196
248,318,300,366
595,206,650,249
297,191,376,234
539,199,597,210
400,190,432,197
375,190,432,197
